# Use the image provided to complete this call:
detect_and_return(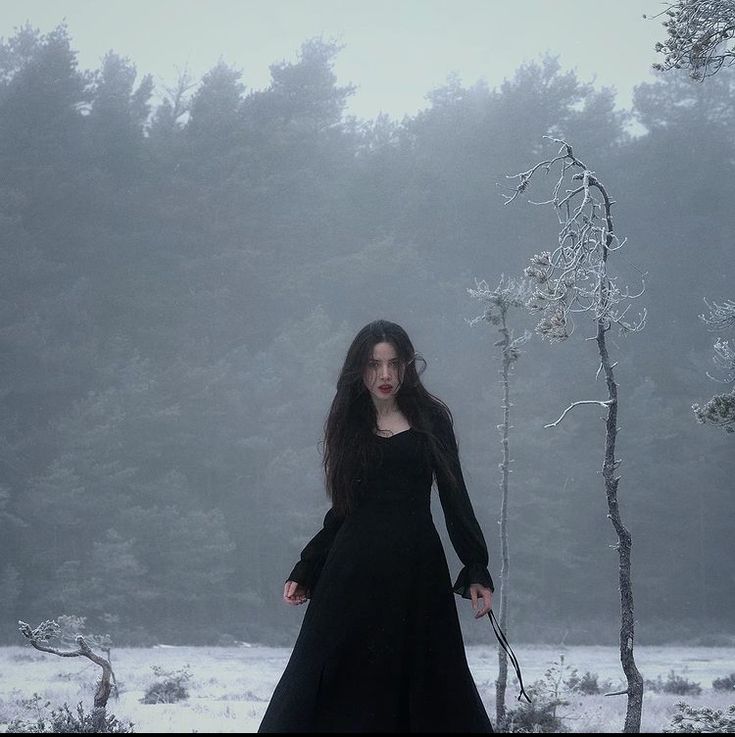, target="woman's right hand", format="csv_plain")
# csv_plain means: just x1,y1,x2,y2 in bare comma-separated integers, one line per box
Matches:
283,580,309,605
